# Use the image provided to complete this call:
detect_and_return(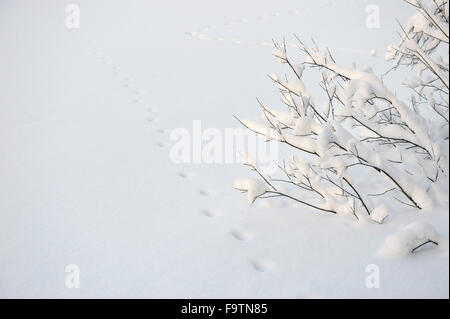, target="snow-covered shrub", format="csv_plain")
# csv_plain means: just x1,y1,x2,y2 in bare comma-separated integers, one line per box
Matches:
378,222,440,257
235,0,449,221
